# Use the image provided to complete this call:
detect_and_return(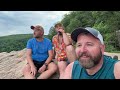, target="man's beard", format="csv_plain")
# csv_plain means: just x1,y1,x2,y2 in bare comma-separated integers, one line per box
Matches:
33,34,40,38
78,49,102,69
34,36,40,38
